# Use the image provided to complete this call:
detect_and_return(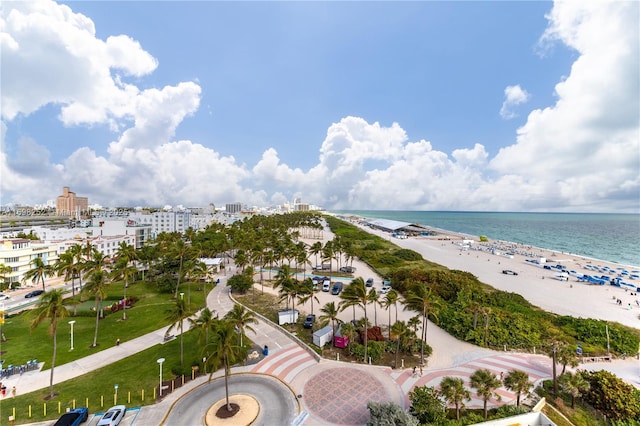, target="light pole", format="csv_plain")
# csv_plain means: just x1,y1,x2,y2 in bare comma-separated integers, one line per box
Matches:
179,292,184,300
114,384,119,404
68,320,76,351
157,357,165,396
